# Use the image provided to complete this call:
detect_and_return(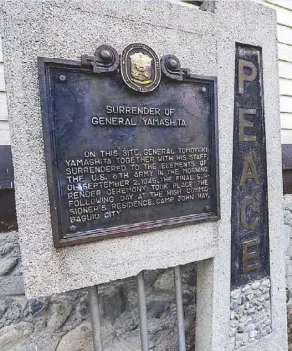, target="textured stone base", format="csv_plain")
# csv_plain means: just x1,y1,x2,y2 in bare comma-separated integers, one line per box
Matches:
0,263,197,351
229,278,272,350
